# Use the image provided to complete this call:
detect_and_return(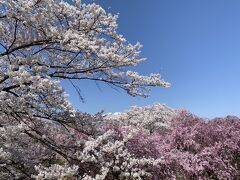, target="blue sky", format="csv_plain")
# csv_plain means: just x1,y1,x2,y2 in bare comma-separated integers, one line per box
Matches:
63,0,240,118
